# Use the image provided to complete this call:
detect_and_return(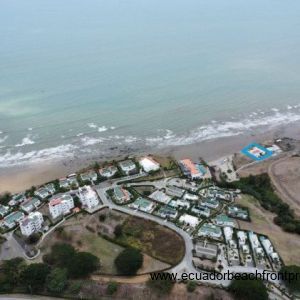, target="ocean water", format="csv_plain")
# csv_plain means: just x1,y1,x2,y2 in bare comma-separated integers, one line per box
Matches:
1,0,300,167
